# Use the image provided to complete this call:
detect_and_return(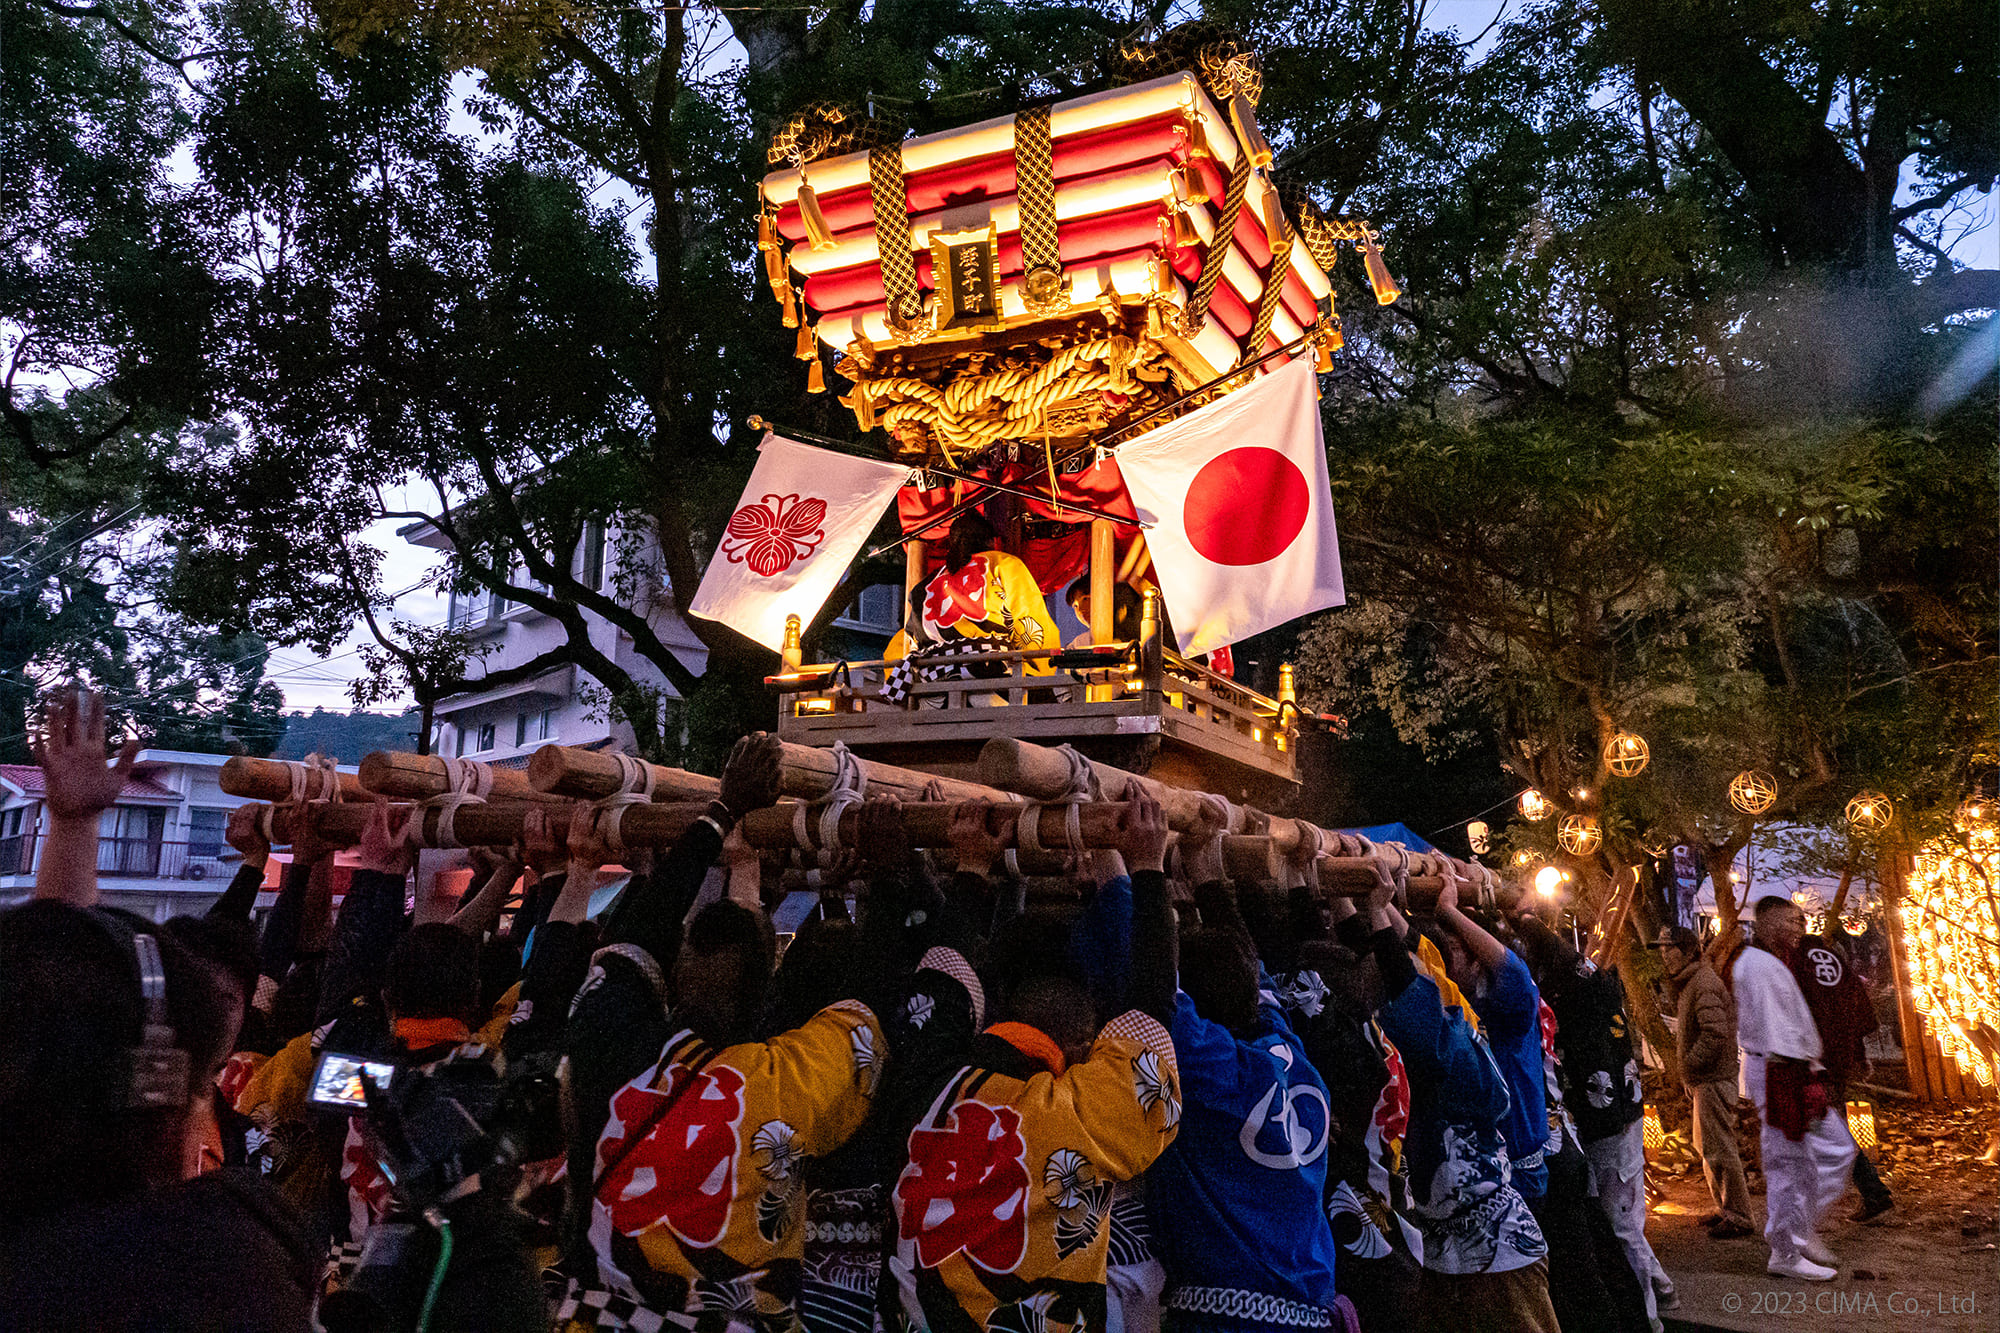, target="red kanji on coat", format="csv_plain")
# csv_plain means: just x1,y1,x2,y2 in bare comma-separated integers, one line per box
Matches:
923,564,988,629
597,1063,747,1247
1374,1040,1410,1145
895,1101,1030,1273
